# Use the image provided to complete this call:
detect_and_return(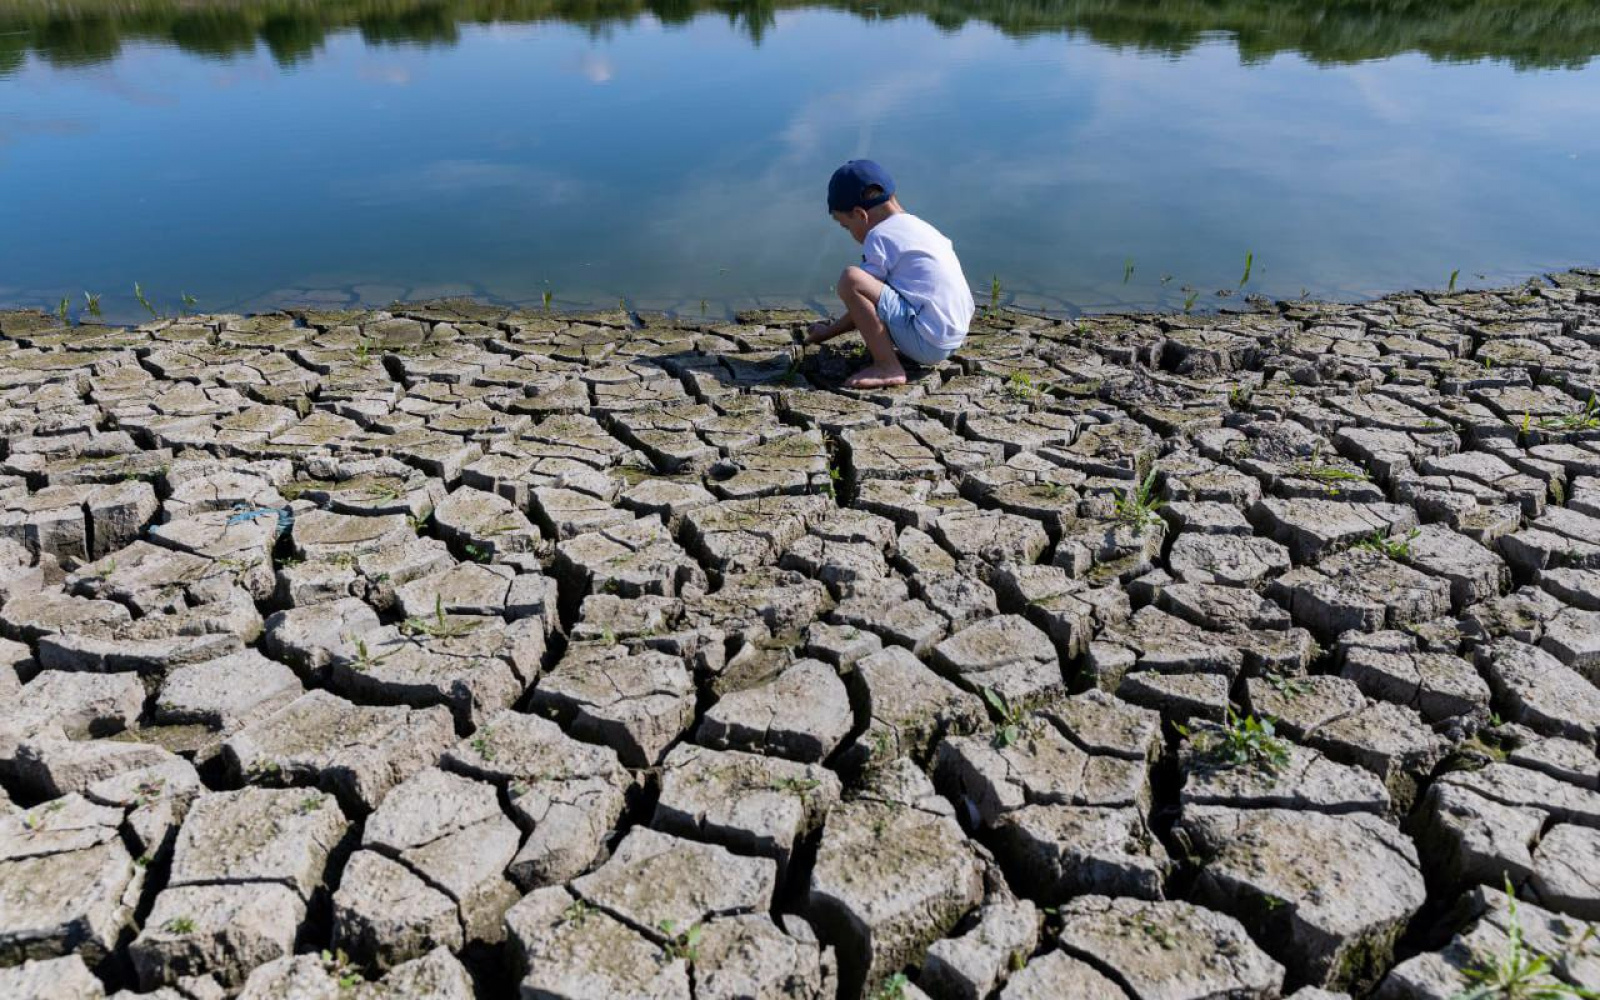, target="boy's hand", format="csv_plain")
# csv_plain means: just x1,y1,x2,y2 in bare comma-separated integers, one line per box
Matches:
805,320,832,345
